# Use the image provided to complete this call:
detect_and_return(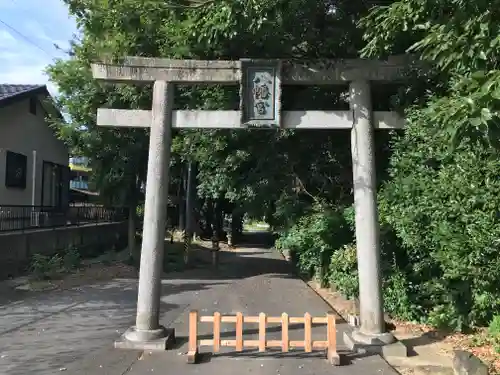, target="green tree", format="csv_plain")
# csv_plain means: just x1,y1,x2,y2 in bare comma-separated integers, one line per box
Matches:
47,0,387,235
342,0,500,329
360,0,500,149
47,58,150,259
